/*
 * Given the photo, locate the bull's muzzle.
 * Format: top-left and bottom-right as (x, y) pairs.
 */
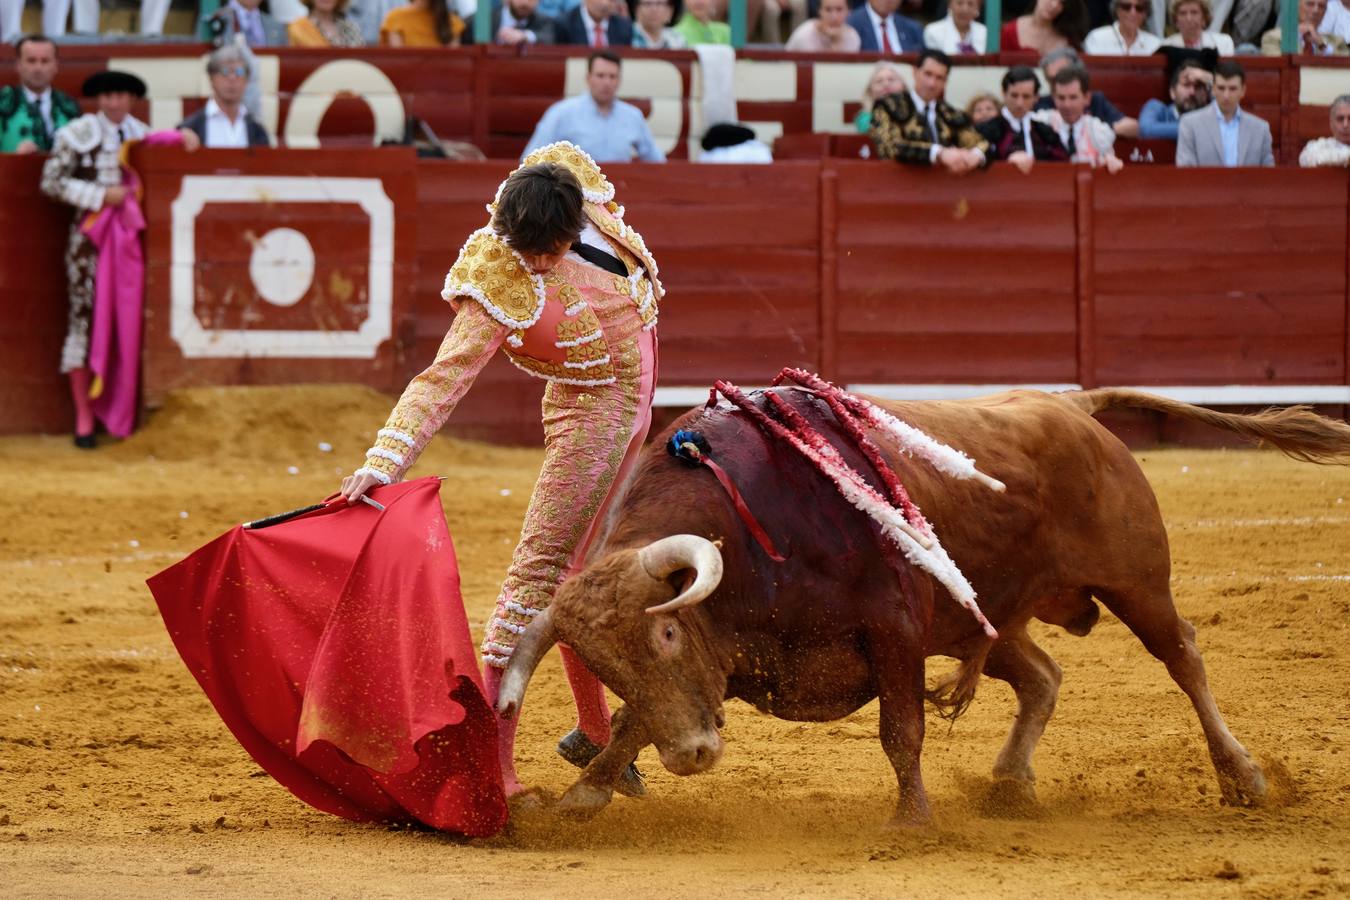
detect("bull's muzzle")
(657, 728), (725, 776)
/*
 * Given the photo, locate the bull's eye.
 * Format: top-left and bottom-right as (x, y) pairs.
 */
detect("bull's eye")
(664, 625), (676, 642)
(653, 619), (681, 655)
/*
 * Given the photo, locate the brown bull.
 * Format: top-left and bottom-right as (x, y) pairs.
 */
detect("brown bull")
(498, 388), (1350, 825)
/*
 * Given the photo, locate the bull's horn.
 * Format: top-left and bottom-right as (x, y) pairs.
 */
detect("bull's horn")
(640, 535), (724, 615)
(496, 607), (557, 721)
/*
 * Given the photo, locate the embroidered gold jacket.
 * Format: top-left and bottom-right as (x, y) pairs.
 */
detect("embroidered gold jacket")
(869, 92), (991, 167)
(442, 141), (662, 386)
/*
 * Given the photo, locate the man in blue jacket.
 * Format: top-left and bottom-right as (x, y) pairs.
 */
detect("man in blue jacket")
(1138, 58), (1213, 141)
(846, 0), (923, 52)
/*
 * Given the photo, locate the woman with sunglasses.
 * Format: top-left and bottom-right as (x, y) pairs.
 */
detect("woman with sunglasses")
(1084, 0), (1161, 53)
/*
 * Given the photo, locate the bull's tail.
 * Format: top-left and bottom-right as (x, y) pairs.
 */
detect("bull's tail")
(924, 643), (991, 721)
(1066, 388), (1350, 465)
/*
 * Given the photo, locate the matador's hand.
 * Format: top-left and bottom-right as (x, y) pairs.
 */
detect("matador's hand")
(340, 471), (385, 503)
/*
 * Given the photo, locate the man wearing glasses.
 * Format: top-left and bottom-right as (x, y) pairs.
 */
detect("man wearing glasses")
(1138, 58), (1213, 140)
(179, 46), (272, 148)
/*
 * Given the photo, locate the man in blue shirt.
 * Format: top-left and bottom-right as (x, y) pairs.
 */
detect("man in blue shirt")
(523, 51), (667, 163)
(1138, 59), (1214, 141)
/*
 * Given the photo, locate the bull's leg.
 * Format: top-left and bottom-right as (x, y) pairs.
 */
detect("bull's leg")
(978, 627), (1062, 815)
(1097, 587), (1266, 806)
(872, 640), (931, 827)
(556, 704), (648, 819)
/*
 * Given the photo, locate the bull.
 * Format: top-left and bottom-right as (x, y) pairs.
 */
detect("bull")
(497, 387), (1350, 825)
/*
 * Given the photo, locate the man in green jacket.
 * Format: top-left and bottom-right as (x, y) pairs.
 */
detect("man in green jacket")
(0, 35), (81, 154)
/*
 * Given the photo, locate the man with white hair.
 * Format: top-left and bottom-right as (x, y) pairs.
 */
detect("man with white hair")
(1300, 95), (1350, 167)
(178, 46), (271, 148)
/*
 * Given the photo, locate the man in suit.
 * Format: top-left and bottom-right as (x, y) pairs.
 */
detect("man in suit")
(178, 46), (271, 148)
(465, 0), (558, 44)
(557, 0), (635, 45)
(870, 48), (989, 174)
(977, 66), (1069, 173)
(1176, 60), (1274, 168)
(0, 35), (81, 154)
(846, 0), (923, 53)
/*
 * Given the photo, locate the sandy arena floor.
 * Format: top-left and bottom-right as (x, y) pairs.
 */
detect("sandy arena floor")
(1, 385), (1348, 899)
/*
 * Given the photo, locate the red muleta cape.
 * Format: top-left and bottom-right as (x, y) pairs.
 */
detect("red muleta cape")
(147, 477), (508, 836)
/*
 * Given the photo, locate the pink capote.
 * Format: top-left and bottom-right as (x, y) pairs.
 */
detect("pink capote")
(81, 130), (179, 438)
(146, 477), (509, 836)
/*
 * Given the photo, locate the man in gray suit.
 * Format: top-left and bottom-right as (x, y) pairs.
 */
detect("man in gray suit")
(1176, 61), (1274, 168)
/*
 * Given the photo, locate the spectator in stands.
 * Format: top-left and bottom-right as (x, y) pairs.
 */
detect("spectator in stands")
(39, 0), (98, 38)
(1161, 0), (1235, 53)
(1176, 60), (1273, 166)
(1299, 94), (1350, 166)
(966, 91), (1001, 123)
(350, 0), (402, 42)
(289, 0), (366, 44)
(978, 66), (1069, 171)
(1262, 0), (1346, 53)
(1319, 0), (1350, 43)
(846, 0), (924, 53)
(1084, 0), (1162, 53)
(630, 0), (686, 47)
(1, 35), (80, 155)
(1002, 0), (1089, 54)
(1032, 65), (1125, 169)
(179, 47), (272, 148)
(786, 0), (861, 50)
(1138, 57), (1213, 138)
(0, 1), (21, 42)
(869, 49), (990, 174)
(854, 60), (906, 132)
(1036, 47), (1139, 136)
(673, 0), (731, 43)
(465, 0), (558, 43)
(200, 0), (289, 45)
(560, 0), (636, 43)
(923, 0), (988, 53)
(523, 51), (666, 162)
(381, 0), (465, 44)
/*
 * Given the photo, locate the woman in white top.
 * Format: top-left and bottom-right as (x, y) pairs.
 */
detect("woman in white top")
(1161, 0), (1235, 54)
(922, 0), (987, 53)
(1084, 0), (1162, 53)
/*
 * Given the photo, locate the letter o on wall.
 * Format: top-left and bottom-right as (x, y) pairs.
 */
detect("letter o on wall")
(283, 60), (407, 150)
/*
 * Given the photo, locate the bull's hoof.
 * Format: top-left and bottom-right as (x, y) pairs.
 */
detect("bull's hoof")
(556, 729), (647, 798)
(555, 782), (613, 820)
(506, 787), (551, 818)
(979, 778), (1043, 819)
(1218, 763), (1267, 808)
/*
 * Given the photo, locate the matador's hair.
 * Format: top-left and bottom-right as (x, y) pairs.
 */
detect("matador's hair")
(491, 163), (586, 257)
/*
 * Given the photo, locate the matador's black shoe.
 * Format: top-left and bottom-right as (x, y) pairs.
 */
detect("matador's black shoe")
(556, 728), (646, 798)
(73, 432), (96, 449)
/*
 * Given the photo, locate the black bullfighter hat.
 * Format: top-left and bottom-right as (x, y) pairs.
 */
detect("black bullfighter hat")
(81, 70), (148, 99)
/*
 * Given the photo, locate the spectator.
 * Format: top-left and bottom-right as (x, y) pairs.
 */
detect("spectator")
(1176, 60), (1273, 166)
(1299, 94), (1350, 166)
(673, 0), (730, 43)
(1084, 0), (1162, 53)
(869, 48), (990, 174)
(630, 0), (685, 47)
(0, 0), (22, 42)
(1036, 47), (1139, 136)
(699, 122), (773, 162)
(350, 0), (403, 42)
(966, 90), (1001, 123)
(1032, 65), (1124, 170)
(0, 35), (80, 155)
(1262, 0), (1346, 53)
(923, 0), (987, 52)
(380, 0), (465, 45)
(846, 0), (924, 53)
(199, 0), (289, 45)
(854, 60), (906, 132)
(1320, 0), (1350, 43)
(1002, 0), (1089, 54)
(1160, 0), (1235, 54)
(785, 0), (861, 50)
(179, 47), (271, 148)
(978, 66), (1069, 171)
(466, 0), (558, 43)
(523, 51), (666, 162)
(1138, 57), (1213, 138)
(40, 0), (99, 37)
(289, 0), (366, 44)
(560, 0), (636, 44)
